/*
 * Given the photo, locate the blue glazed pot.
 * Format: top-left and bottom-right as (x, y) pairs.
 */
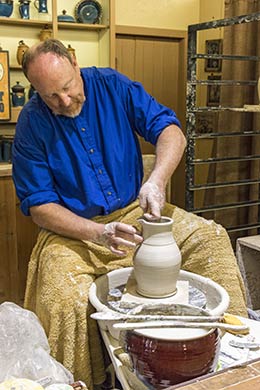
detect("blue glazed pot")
(0, 0), (13, 17)
(34, 0), (48, 13)
(18, 0), (31, 19)
(11, 81), (25, 107)
(58, 9), (75, 22)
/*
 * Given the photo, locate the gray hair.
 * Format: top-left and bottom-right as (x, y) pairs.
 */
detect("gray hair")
(22, 39), (73, 78)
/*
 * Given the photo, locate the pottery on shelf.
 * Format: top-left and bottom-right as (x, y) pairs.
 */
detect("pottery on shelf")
(58, 9), (75, 22)
(39, 24), (52, 41)
(18, 0), (31, 19)
(11, 81), (25, 107)
(0, 0), (13, 17)
(0, 91), (4, 113)
(16, 40), (29, 65)
(67, 44), (76, 59)
(34, 0), (48, 13)
(133, 217), (181, 298)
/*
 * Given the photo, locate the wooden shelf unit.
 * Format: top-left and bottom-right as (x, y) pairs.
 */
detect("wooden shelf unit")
(0, 0), (115, 304)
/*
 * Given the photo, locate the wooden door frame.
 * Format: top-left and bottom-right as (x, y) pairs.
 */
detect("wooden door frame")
(115, 25), (187, 131)
(115, 25), (187, 207)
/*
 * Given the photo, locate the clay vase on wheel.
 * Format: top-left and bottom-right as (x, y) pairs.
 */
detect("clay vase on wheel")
(133, 216), (181, 298)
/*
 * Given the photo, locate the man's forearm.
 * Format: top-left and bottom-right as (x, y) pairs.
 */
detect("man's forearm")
(149, 124), (186, 190)
(30, 202), (143, 255)
(30, 202), (104, 242)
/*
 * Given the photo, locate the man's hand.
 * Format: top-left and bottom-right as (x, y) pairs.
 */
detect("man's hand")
(97, 222), (143, 256)
(139, 181), (165, 220)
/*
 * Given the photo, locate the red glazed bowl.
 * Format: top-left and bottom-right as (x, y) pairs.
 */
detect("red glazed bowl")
(120, 327), (220, 389)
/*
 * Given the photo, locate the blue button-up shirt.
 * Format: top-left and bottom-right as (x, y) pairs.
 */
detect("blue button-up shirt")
(12, 67), (181, 218)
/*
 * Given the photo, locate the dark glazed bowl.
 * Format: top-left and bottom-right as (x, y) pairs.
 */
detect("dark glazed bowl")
(0, 0), (13, 17)
(120, 327), (220, 389)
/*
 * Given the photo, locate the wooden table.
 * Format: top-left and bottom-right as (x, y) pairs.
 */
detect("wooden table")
(166, 357), (260, 389)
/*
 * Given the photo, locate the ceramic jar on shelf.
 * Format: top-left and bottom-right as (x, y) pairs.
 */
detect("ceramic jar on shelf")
(16, 40), (29, 66)
(0, 0), (13, 17)
(57, 10), (75, 23)
(39, 24), (52, 41)
(11, 81), (25, 107)
(18, 0), (31, 19)
(34, 0), (48, 14)
(67, 44), (76, 60)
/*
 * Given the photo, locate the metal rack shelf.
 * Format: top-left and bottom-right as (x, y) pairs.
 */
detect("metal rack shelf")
(186, 11), (260, 240)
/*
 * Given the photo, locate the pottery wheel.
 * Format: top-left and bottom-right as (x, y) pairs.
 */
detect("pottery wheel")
(107, 271), (207, 314)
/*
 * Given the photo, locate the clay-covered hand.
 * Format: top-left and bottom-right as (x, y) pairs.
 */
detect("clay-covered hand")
(98, 222), (143, 256)
(138, 181), (165, 220)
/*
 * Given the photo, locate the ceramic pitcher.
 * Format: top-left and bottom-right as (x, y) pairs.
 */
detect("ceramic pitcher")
(18, 0), (31, 19)
(133, 216), (181, 298)
(34, 0), (48, 13)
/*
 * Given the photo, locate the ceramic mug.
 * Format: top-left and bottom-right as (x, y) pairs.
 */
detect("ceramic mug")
(34, 0), (48, 13)
(18, 0), (31, 19)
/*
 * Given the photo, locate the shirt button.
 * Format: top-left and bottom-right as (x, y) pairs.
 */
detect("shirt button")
(98, 169), (102, 174)
(81, 127), (86, 132)
(90, 148), (94, 153)
(107, 191), (112, 195)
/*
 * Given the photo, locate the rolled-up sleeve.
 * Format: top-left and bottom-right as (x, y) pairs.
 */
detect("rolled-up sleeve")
(12, 110), (60, 216)
(119, 78), (181, 145)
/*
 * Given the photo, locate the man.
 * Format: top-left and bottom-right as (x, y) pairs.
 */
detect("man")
(12, 39), (247, 389)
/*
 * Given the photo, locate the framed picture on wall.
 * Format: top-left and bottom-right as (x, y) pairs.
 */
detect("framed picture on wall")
(207, 75), (221, 106)
(196, 112), (217, 134)
(0, 50), (11, 121)
(205, 39), (222, 72)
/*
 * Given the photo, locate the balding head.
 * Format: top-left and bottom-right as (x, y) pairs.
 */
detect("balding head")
(22, 39), (73, 79)
(22, 39), (85, 117)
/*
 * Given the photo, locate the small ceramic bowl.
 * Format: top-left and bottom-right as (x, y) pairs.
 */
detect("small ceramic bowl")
(0, 0), (13, 17)
(120, 327), (220, 389)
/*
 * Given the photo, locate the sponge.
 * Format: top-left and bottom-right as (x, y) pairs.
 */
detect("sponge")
(223, 313), (250, 335)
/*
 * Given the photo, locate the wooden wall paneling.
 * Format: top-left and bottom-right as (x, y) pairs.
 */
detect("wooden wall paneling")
(116, 27), (187, 206)
(0, 173), (38, 305)
(116, 35), (136, 80)
(16, 204), (39, 304)
(0, 177), (19, 303)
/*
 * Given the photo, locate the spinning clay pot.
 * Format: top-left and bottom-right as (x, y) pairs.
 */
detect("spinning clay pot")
(133, 216), (181, 298)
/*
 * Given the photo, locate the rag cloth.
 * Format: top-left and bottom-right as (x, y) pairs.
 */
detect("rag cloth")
(24, 201), (247, 390)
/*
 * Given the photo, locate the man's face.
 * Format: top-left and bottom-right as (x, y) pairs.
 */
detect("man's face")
(27, 53), (85, 117)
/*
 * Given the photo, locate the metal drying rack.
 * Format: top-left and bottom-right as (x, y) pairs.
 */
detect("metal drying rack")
(186, 12), (260, 244)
